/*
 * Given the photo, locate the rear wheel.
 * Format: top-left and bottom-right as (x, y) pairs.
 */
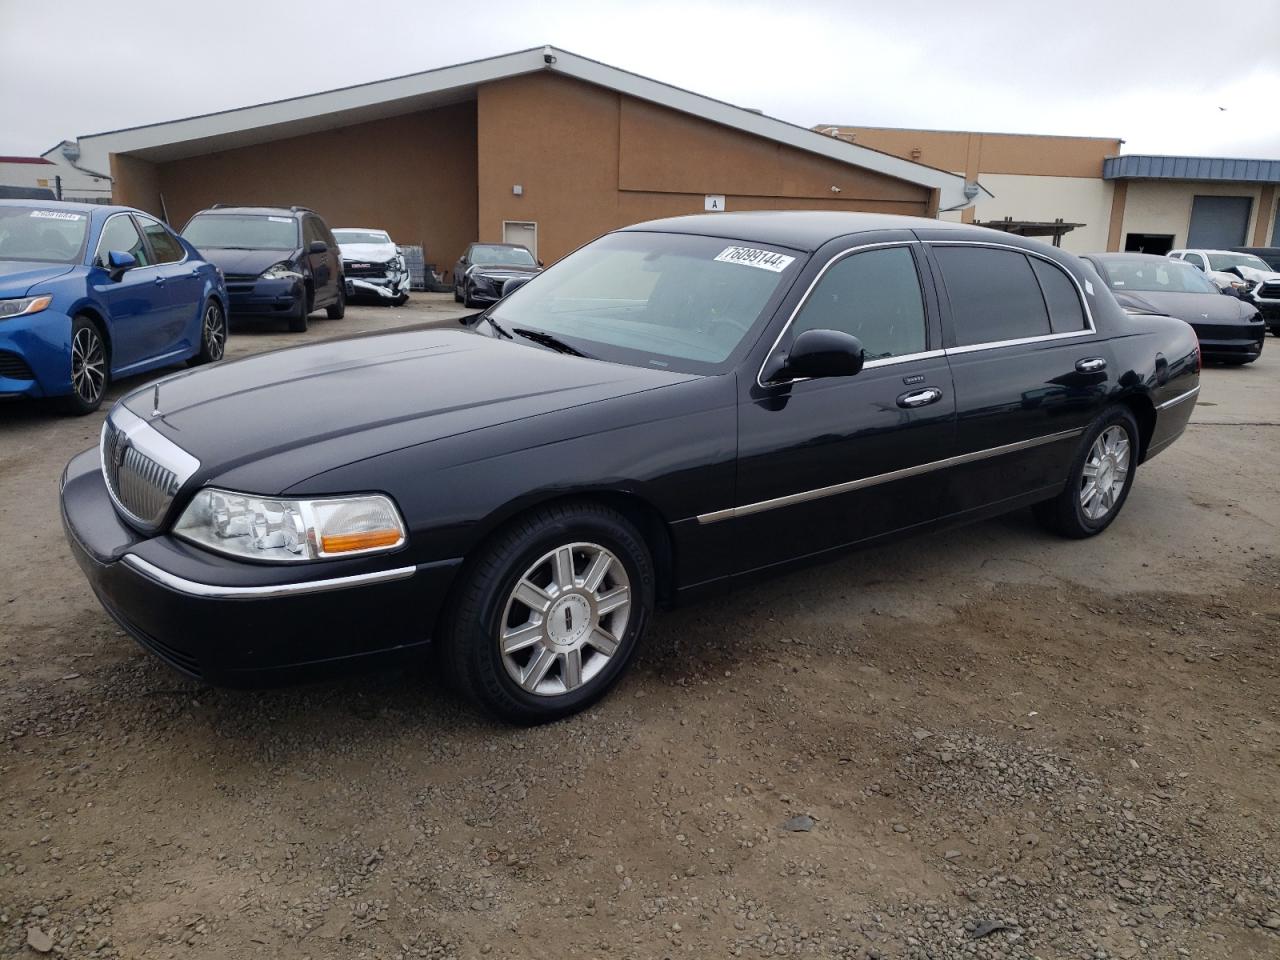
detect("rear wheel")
(1033, 405), (1139, 538)
(440, 502), (654, 724)
(189, 299), (226, 366)
(325, 285), (345, 319)
(60, 316), (108, 415)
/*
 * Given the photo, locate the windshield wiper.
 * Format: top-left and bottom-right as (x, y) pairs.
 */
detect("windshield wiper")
(512, 327), (593, 359)
(483, 314), (513, 339)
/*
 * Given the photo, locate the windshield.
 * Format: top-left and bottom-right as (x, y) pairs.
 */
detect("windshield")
(1207, 252), (1271, 272)
(489, 231), (803, 373)
(0, 205), (89, 264)
(334, 230), (391, 245)
(1099, 258), (1217, 294)
(470, 244), (536, 267)
(182, 214), (299, 250)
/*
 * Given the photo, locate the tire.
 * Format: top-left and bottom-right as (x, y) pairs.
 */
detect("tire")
(287, 291), (310, 333)
(1033, 405), (1140, 539)
(394, 293), (409, 307)
(463, 282), (477, 308)
(453, 280), (462, 303)
(189, 299), (227, 366)
(60, 316), (108, 415)
(440, 502), (655, 724)
(325, 285), (345, 319)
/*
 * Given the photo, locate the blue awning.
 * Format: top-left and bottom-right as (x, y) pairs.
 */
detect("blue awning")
(1103, 154), (1280, 183)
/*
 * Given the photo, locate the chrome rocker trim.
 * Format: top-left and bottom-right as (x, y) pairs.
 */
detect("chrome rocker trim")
(1156, 385), (1200, 411)
(121, 554), (418, 600)
(696, 427), (1086, 524)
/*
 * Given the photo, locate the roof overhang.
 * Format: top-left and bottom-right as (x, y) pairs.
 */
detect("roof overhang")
(77, 46), (974, 210)
(1104, 154), (1280, 184)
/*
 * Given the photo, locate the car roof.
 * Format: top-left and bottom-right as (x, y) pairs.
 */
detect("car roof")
(334, 227), (388, 233)
(1088, 252), (1192, 263)
(0, 198), (133, 216)
(194, 206), (306, 217)
(1179, 248), (1257, 255)
(618, 210), (981, 252)
(470, 241), (526, 247)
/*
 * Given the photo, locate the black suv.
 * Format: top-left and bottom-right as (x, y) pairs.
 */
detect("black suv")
(181, 205), (345, 332)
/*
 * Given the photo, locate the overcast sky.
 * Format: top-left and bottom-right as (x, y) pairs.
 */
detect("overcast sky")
(3, 0), (1278, 161)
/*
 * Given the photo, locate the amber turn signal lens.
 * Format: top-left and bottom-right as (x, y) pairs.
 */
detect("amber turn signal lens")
(320, 529), (403, 553)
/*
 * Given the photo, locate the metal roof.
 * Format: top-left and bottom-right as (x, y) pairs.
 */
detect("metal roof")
(1103, 154), (1280, 183)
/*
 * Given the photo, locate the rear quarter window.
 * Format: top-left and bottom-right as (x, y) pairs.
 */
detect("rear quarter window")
(1030, 258), (1087, 333)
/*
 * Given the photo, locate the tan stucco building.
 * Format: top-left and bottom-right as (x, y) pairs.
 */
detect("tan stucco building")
(77, 48), (973, 277)
(818, 124), (1280, 255)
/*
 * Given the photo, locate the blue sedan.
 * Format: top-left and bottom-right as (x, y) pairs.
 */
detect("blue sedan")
(0, 200), (228, 414)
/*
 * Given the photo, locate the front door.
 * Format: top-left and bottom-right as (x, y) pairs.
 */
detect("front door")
(90, 213), (160, 371)
(730, 241), (957, 573)
(924, 241), (1112, 517)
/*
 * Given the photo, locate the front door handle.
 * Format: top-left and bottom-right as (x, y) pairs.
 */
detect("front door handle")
(897, 387), (943, 408)
(153, 276), (165, 285)
(1076, 357), (1106, 373)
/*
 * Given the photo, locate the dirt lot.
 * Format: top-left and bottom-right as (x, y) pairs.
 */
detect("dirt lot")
(2, 300), (1278, 959)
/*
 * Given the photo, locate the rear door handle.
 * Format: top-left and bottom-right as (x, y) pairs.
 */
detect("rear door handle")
(1076, 357), (1106, 373)
(897, 387), (943, 408)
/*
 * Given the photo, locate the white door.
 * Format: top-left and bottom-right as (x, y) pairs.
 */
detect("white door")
(503, 221), (538, 259)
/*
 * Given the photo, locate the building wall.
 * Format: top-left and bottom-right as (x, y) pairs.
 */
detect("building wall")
(971, 173), (1115, 253)
(0, 150), (112, 203)
(478, 73), (933, 264)
(1117, 180), (1273, 250)
(116, 103), (479, 277)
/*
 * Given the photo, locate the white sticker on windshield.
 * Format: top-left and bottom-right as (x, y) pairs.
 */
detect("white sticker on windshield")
(714, 246), (795, 272)
(30, 210), (84, 221)
(268, 216), (292, 223)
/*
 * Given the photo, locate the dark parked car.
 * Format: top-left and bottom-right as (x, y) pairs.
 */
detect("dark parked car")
(61, 212), (1199, 723)
(0, 200), (227, 414)
(181, 205), (345, 332)
(453, 242), (542, 307)
(1083, 252), (1264, 364)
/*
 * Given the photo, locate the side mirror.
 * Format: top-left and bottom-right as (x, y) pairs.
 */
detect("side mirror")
(308, 240), (328, 254)
(105, 249), (137, 281)
(765, 329), (865, 383)
(537, 259), (544, 267)
(502, 276), (533, 297)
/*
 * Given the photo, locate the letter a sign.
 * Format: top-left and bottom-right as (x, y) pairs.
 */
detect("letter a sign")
(704, 195), (726, 212)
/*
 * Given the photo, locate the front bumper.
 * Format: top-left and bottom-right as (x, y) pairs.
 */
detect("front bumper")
(60, 448), (461, 686)
(0, 306), (73, 398)
(223, 276), (303, 316)
(1189, 320), (1266, 361)
(346, 276), (409, 300)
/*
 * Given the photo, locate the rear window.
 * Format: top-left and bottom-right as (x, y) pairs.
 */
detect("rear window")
(182, 214), (299, 250)
(933, 246), (1051, 346)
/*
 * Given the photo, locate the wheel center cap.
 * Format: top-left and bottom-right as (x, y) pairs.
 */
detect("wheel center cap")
(547, 593), (592, 647)
(1098, 457), (1116, 489)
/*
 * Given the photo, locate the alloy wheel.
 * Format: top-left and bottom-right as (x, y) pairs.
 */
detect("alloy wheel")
(498, 541), (631, 697)
(1080, 425), (1130, 521)
(203, 303), (226, 361)
(71, 326), (105, 405)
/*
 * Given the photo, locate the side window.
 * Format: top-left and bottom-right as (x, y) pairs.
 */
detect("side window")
(1029, 258), (1087, 333)
(302, 218), (323, 246)
(136, 216), (184, 264)
(96, 215), (150, 268)
(933, 246), (1050, 346)
(790, 246), (927, 360)
(1187, 253), (1206, 270)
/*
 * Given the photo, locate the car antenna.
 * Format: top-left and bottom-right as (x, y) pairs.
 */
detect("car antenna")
(152, 383), (161, 419)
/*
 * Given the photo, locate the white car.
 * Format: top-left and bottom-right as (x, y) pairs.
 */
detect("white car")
(333, 228), (411, 305)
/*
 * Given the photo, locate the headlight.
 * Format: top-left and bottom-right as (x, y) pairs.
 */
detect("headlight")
(260, 262), (302, 280)
(174, 489), (406, 563)
(0, 295), (52, 320)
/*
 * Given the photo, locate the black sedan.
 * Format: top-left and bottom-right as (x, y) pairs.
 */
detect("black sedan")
(61, 212), (1200, 723)
(1082, 253), (1265, 365)
(452, 242), (542, 307)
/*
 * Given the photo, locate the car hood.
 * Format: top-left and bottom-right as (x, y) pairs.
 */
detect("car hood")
(0, 260), (75, 295)
(470, 263), (541, 277)
(122, 327), (696, 493)
(1235, 264), (1280, 283)
(1114, 290), (1250, 324)
(195, 247), (297, 276)
(339, 242), (397, 263)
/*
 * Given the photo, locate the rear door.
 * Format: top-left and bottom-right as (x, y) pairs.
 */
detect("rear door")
(136, 215), (200, 358)
(90, 213), (159, 371)
(730, 236), (957, 573)
(924, 240), (1110, 517)
(302, 216), (336, 304)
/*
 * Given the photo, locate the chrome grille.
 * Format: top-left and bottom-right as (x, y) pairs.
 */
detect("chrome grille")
(100, 405), (200, 532)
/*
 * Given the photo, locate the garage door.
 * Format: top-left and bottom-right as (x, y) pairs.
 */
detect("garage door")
(1187, 195), (1252, 248)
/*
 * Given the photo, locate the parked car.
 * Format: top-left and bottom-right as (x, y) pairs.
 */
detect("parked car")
(1169, 248), (1280, 331)
(181, 206), (344, 332)
(0, 200), (227, 414)
(61, 212), (1199, 722)
(333, 228), (410, 306)
(1083, 253), (1264, 364)
(452, 242), (542, 307)
(1232, 246), (1280, 271)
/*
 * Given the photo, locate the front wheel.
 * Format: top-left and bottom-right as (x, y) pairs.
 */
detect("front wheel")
(1033, 405), (1139, 539)
(462, 282), (478, 308)
(60, 316), (108, 415)
(440, 503), (655, 724)
(189, 299), (227, 366)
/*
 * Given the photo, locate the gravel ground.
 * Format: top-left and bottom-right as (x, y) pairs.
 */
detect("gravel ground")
(1, 303), (1278, 959)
